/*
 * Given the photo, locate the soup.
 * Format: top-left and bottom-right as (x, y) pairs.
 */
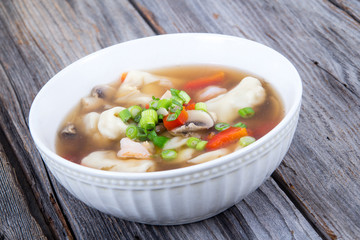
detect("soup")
(56, 65), (284, 172)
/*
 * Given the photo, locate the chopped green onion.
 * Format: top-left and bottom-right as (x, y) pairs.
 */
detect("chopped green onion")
(133, 114), (141, 123)
(195, 140), (208, 150)
(178, 90), (191, 104)
(118, 109), (131, 122)
(147, 130), (157, 141)
(239, 136), (256, 147)
(166, 111), (180, 121)
(139, 118), (155, 130)
(170, 88), (180, 97)
(126, 125), (138, 139)
(157, 99), (172, 109)
(157, 107), (168, 117)
(171, 96), (184, 106)
(195, 102), (207, 112)
(136, 127), (148, 141)
(161, 149), (177, 160)
(142, 109), (158, 123)
(149, 100), (158, 109)
(153, 136), (170, 148)
(169, 103), (182, 113)
(187, 137), (200, 148)
(215, 123), (230, 131)
(233, 122), (247, 128)
(128, 105), (143, 118)
(238, 107), (255, 118)
(139, 109), (158, 130)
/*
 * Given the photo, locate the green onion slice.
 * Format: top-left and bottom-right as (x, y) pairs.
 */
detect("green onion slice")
(195, 140), (208, 150)
(238, 107), (255, 118)
(147, 130), (157, 141)
(136, 127), (148, 141)
(171, 96), (184, 106)
(169, 103), (182, 113)
(215, 123), (230, 131)
(128, 105), (143, 118)
(239, 136), (256, 147)
(126, 125), (138, 139)
(157, 99), (172, 109)
(149, 100), (158, 109)
(195, 102), (207, 112)
(142, 109), (158, 123)
(170, 88), (180, 97)
(139, 109), (158, 130)
(187, 137), (200, 148)
(233, 122), (247, 128)
(161, 149), (177, 160)
(139, 118), (155, 130)
(118, 109), (132, 122)
(153, 136), (170, 148)
(178, 90), (191, 104)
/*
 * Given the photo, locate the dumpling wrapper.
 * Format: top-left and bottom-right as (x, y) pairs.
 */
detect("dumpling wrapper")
(82, 112), (100, 134)
(116, 71), (173, 105)
(81, 151), (154, 173)
(98, 107), (128, 140)
(205, 77), (266, 123)
(163, 136), (189, 150)
(187, 148), (230, 164)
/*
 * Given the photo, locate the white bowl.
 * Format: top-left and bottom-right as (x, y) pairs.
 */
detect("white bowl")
(29, 33), (302, 225)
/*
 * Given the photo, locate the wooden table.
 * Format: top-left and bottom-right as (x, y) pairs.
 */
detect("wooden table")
(1, 0), (359, 239)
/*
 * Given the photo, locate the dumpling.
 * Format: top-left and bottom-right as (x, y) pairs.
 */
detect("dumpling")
(116, 71), (173, 106)
(81, 151), (154, 172)
(82, 112), (100, 134)
(187, 148), (230, 164)
(205, 77), (266, 123)
(98, 107), (128, 140)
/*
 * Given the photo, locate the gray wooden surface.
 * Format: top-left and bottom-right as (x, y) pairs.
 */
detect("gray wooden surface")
(0, 0), (359, 239)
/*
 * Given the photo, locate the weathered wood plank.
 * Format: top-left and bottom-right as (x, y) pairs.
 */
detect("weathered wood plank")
(0, 0), (153, 239)
(0, 135), (47, 239)
(0, 50), (73, 239)
(0, 0), (319, 237)
(131, 0), (360, 239)
(51, 177), (321, 239)
(0, 0), (354, 239)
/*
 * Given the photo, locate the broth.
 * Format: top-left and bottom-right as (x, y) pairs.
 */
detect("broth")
(56, 65), (284, 172)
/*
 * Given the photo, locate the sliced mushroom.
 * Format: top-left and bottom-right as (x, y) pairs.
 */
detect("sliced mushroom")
(81, 151), (154, 172)
(60, 123), (77, 139)
(91, 85), (116, 99)
(170, 110), (217, 134)
(206, 77), (266, 123)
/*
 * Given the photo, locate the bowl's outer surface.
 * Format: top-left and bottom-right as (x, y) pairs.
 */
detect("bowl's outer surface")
(29, 33), (302, 224)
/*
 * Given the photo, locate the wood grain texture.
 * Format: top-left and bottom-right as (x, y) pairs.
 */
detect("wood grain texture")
(0, 0), (153, 239)
(131, 0), (360, 239)
(0, 138), (47, 239)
